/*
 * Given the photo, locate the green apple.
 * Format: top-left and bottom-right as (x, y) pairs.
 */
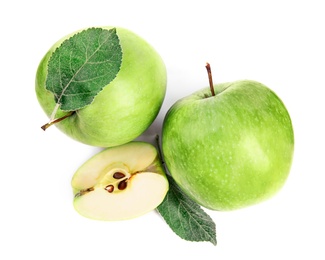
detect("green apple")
(162, 75), (294, 211)
(36, 27), (166, 147)
(71, 141), (169, 221)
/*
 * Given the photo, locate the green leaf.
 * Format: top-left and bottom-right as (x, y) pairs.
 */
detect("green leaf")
(46, 27), (122, 111)
(157, 174), (217, 245)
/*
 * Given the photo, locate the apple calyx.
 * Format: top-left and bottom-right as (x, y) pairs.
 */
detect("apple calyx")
(205, 62), (216, 97)
(75, 187), (94, 198)
(41, 111), (75, 131)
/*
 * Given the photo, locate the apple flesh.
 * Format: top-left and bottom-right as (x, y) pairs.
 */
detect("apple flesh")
(36, 27), (167, 147)
(162, 80), (294, 211)
(72, 141), (169, 221)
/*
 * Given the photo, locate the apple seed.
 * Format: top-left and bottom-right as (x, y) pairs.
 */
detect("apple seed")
(118, 180), (128, 190)
(105, 185), (114, 193)
(113, 172), (126, 179)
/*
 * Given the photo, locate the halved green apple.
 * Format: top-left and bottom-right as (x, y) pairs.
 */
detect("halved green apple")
(71, 141), (169, 221)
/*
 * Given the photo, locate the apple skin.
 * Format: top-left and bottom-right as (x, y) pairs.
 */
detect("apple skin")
(36, 27), (167, 147)
(162, 80), (294, 211)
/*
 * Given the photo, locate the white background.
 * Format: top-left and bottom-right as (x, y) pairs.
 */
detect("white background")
(1, 0), (324, 259)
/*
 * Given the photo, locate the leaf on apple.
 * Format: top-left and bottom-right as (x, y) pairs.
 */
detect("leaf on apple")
(157, 174), (217, 245)
(46, 27), (122, 112)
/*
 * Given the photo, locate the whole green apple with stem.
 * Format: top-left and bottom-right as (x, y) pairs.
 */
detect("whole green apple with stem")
(36, 27), (166, 147)
(162, 64), (294, 211)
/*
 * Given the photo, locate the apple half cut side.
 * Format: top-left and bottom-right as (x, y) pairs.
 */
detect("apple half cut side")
(71, 141), (169, 221)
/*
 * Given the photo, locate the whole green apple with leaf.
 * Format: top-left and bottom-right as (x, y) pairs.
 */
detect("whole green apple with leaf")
(36, 27), (166, 147)
(162, 64), (294, 211)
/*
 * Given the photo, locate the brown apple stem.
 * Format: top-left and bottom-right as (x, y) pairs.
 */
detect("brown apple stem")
(205, 63), (215, 96)
(41, 111), (75, 131)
